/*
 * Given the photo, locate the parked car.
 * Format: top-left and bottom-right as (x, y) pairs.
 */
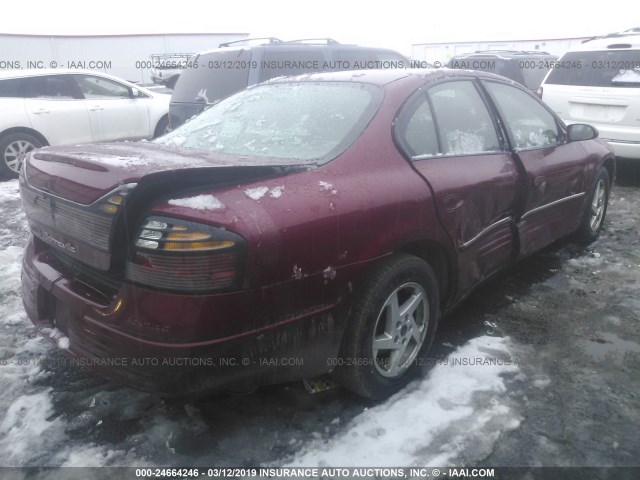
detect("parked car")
(447, 50), (558, 92)
(540, 30), (640, 160)
(169, 37), (409, 128)
(150, 53), (193, 89)
(0, 69), (171, 178)
(20, 69), (614, 399)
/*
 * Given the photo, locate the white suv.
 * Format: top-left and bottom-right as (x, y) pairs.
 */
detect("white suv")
(540, 30), (640, 159)
(0, 69), (171, 177)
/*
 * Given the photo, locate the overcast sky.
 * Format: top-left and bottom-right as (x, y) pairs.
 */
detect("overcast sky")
(2, 0), (635, 54)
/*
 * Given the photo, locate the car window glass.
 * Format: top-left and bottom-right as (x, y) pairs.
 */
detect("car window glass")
(428, 81), (501, 155)
(485, 81), (561, 149)
(397, 94), (439, 158)
(544, 50), (640, 87)
(23, 75), (80, 99)
(259, 50), (325, 82)
(0, 78), (23, 97)
(171, 49), (252, 105)
(74, 75), (130, 99)
(157, 82), (382, 164)
(332, 50), (406, 68)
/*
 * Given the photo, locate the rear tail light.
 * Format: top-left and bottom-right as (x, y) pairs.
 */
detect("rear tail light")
(537, 86), (543, 98)
(125, 216), (245, 293)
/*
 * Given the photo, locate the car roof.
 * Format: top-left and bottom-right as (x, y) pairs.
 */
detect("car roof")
(195, 42), (406, 58)
(450, 50), (556, 60)
(0, 69), (129, 81)
(570, 32), (640, 51)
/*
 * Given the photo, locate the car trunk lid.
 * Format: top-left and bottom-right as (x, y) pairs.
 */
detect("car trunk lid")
(21, 142), (311, 271)
(24, 142), (311, 204)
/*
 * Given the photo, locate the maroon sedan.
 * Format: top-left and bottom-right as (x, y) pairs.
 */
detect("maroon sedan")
(20, 69), (614, 399)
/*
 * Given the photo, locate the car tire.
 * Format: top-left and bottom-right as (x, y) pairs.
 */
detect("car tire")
(574, 167), (610, 243)
(0, 132), (43, 178)
(333, 254), (440, 399)
(153, 116), (171, 139)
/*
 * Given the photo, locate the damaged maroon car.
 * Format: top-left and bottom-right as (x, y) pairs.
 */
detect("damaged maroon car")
(20, 69), (615, 398)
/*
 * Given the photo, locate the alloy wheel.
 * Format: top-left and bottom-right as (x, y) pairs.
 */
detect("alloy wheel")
(590, 178), (606, 232)
(372, 282), (429, 378)
(4, 140), (36, 173)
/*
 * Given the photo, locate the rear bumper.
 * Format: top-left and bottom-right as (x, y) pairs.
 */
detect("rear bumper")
(21, 238), (347, 396)
(600, 139), (640, 160)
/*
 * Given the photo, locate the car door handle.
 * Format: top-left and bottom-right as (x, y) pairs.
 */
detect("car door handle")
(32, 108), (50, 114)
(89, 105), (104, 111)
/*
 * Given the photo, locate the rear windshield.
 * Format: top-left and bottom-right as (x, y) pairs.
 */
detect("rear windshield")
(545, 50), (640, 87)
(447, 57), (555, 89)
(170, 49), (252, 104)
(157, 82), (383, 164)
(448, 59), (523, 84)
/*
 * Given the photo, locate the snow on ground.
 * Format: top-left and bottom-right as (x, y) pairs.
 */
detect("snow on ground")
(286, 336), (521, 467)
(0, 180), (142, 467)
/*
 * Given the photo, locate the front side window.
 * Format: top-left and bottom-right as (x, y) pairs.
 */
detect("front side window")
(156, 81), (383, 164)
(484, 81), (561, 150)
(428, 81), (501, 155)
(74, 75), (131, 99)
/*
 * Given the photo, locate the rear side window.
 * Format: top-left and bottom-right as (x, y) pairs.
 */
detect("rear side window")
(545, 50), (640, 87)
(0, 78), (23, 97)
(485, 81), (561, 149)
(520, 66), (552, 90)
(259, 50), (325, 82)
(171, 49), (252, 104)
(428, 81), (501, 155)
(332, 50), (407, 68)
(395, 94), (439, 158)
(449, 59), (522, 83)
(23, 75), (81, 99)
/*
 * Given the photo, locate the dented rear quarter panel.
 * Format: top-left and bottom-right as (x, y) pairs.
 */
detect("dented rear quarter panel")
(151, 77), (453, 293)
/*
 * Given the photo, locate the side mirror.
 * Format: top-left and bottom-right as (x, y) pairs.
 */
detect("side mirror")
(567, 123), (598, 142)
(130, 87), (145, 99)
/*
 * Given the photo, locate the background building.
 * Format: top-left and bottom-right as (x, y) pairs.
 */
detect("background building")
(0, 32), (249, 83)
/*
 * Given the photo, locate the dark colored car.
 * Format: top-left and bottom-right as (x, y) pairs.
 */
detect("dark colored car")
(20, 69), (614, 399)
(169, 37), (409, 128)
(446, 50), (559, 92)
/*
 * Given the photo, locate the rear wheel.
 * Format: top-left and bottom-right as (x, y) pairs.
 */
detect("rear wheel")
(333, 254), (440, 399)
(0, 132), (43, 178)
(574, 167), (610, 243)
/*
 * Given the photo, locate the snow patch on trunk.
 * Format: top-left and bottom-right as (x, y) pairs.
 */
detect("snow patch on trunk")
(168, 194), (224, 211)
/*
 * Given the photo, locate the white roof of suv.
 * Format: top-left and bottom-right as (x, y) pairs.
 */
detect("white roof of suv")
(574, 31), (640, 51)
